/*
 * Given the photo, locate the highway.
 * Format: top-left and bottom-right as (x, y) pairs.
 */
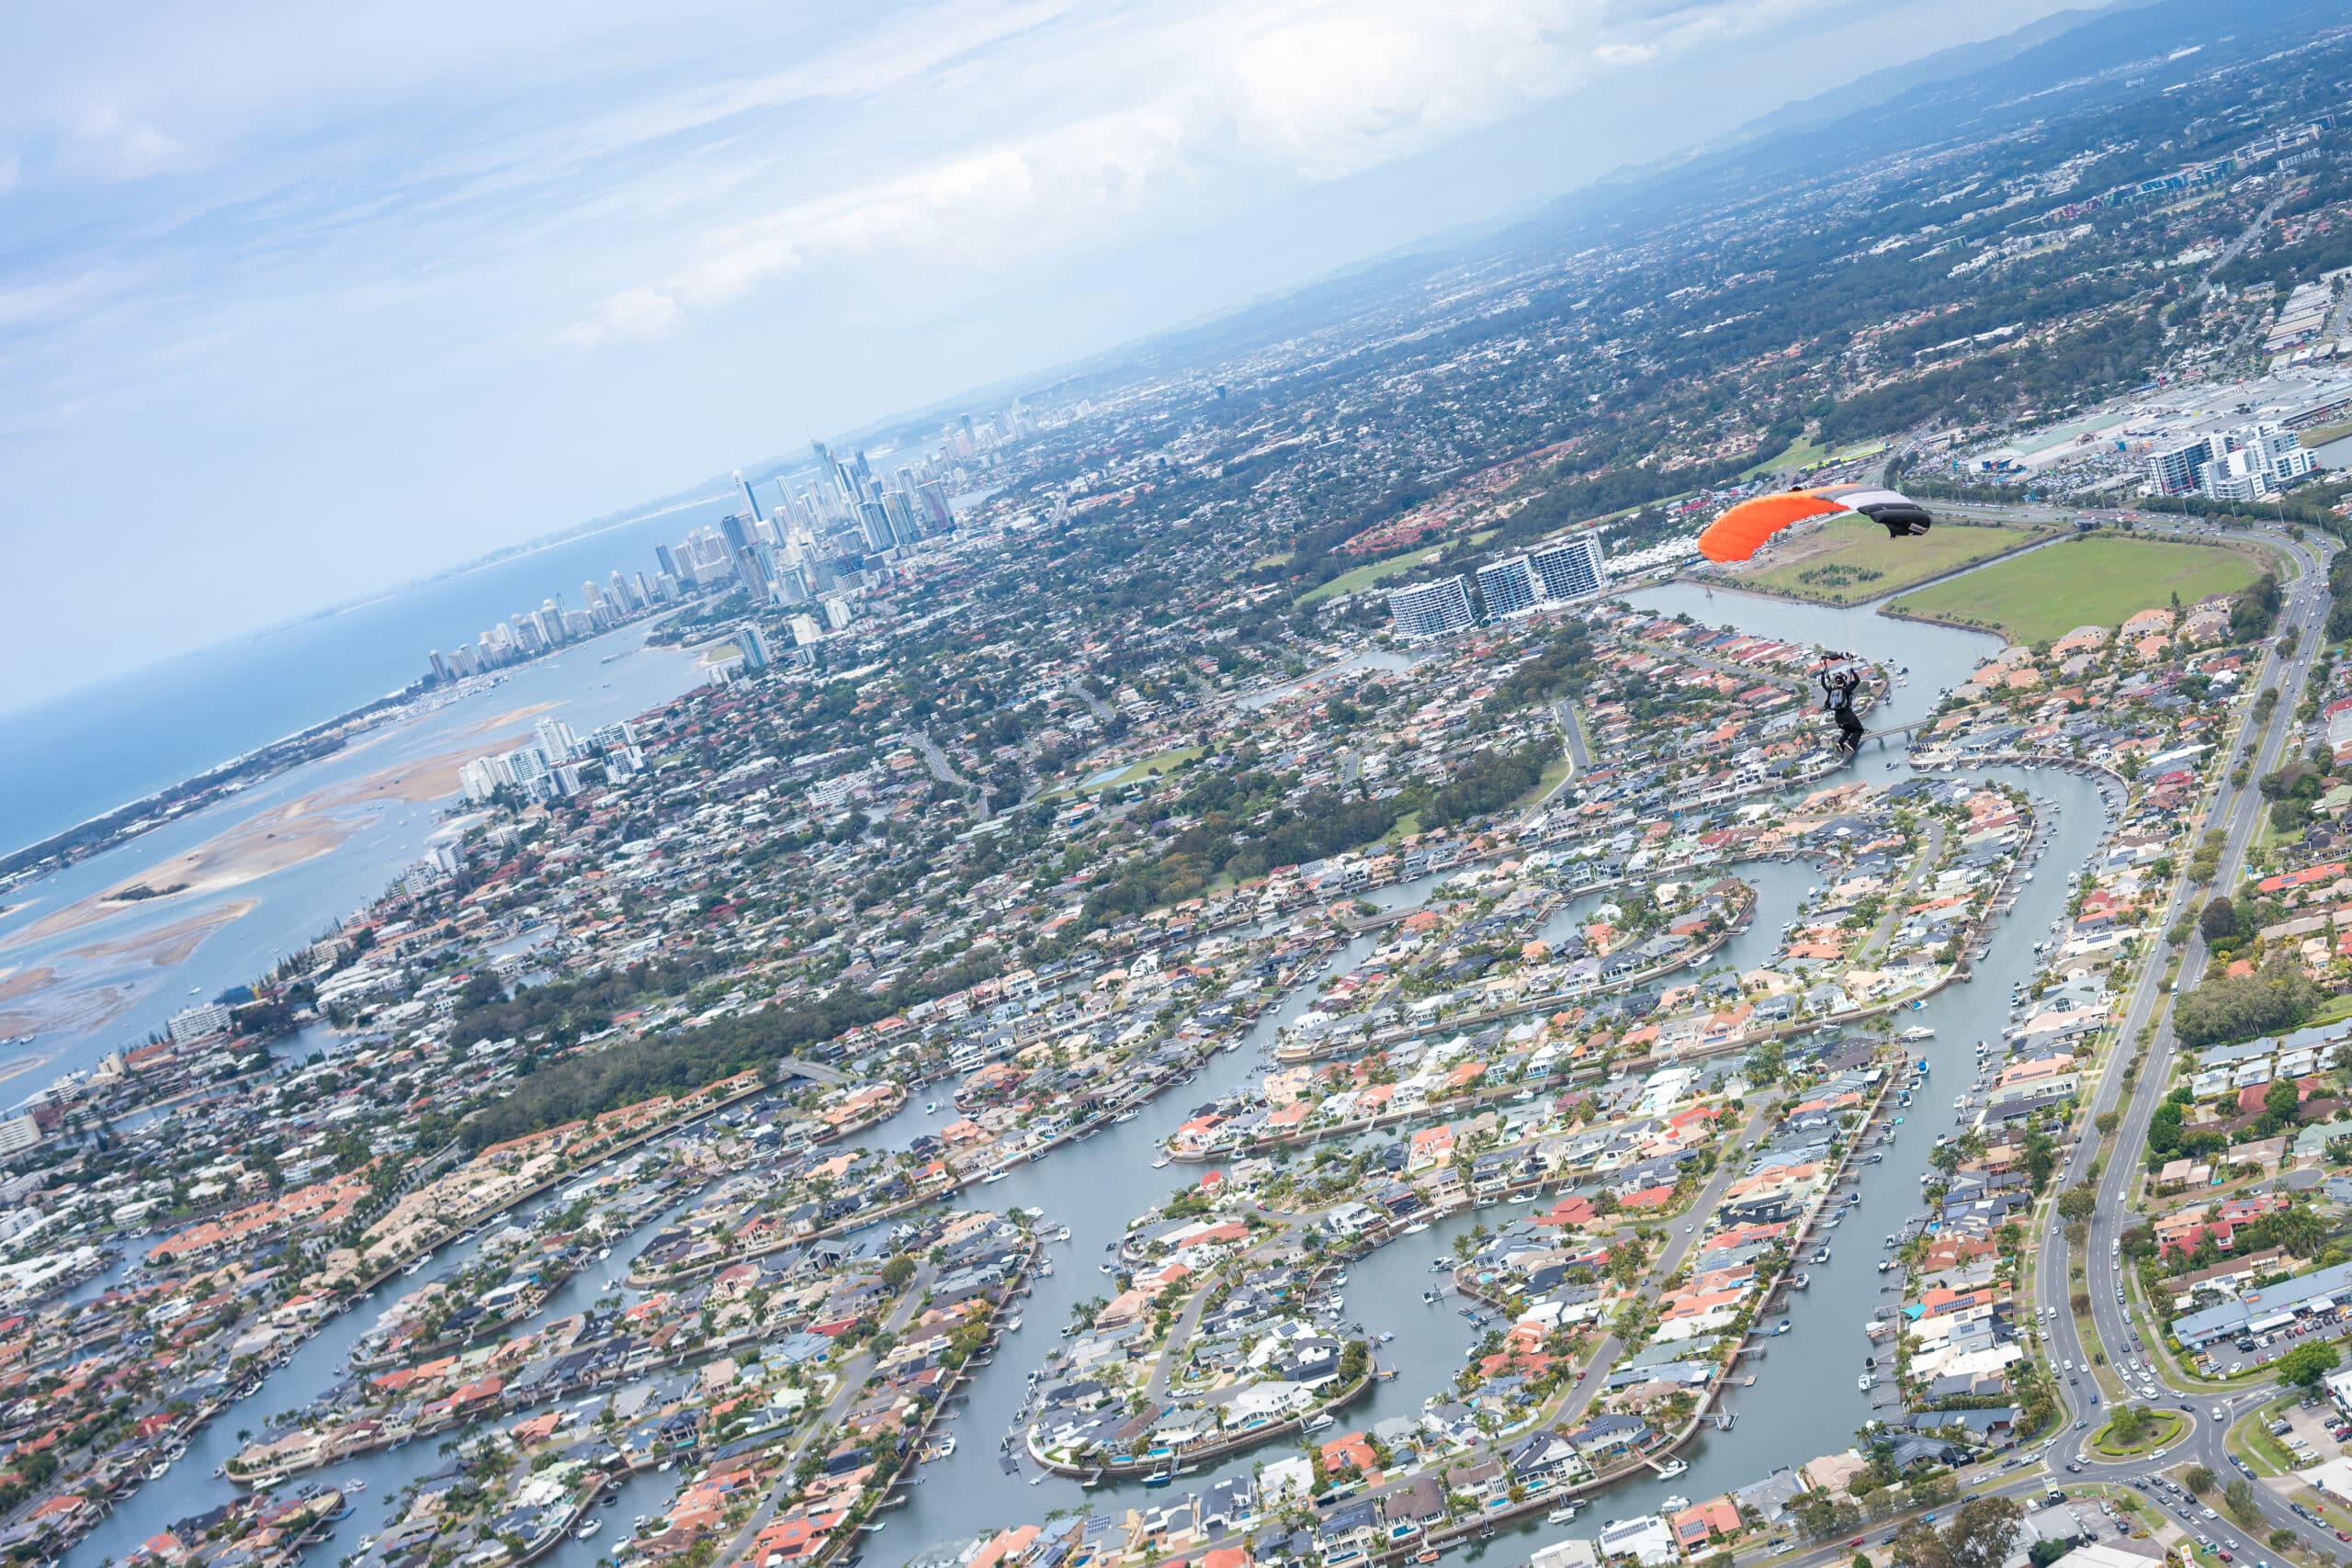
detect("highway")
(2027, 522), (2339, 1562)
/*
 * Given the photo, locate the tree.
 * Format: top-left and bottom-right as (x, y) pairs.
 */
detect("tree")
(2276, 1341), (2342, 1391)
(2200, 897), (2239, 942)
(1890, 1497), (2023, 1568)
(2184, 1466), (2217, 1495)
(2224, 1478), (2259, 1524)
(1800, 1494), (1864, 1541)
(2174, 953), (2321, 1048)
(2108, 1404), (2151, 1445)
(2057, 1187), (2098, 1224)
(880, 1256), (917, 1290)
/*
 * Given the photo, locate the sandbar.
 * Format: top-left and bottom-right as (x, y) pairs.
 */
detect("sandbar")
(458, 701), (561, 738)
(0, 728), (525, 953)
(0, 980), (137, 1040)
(0, 1054), (54, 1087)
(64, 899), (259, 967)
(0, 966), (60, 1008)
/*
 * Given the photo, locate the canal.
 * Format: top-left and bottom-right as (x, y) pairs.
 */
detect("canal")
(71, 581), (2129, 1568)
(65, 869), (1457, 1568)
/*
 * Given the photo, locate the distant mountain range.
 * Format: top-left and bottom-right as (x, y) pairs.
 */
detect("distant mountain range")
(1718, 4), (2144, 148)
(1540, 0), (2341, 233)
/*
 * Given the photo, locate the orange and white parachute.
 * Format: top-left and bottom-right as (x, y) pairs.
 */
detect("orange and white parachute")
(1697, 485), (1933, 564)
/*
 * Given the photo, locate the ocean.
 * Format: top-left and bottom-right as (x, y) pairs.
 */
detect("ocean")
(0, 490), (737, 858)
(0, 491), (744, 1088)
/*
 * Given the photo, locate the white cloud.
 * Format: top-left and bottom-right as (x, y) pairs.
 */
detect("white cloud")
(554, 0), (1901, 347)
(561, 286), (687, 348)
(0, 273), (108, 333)
(561, 0), (1631, 345)
(0, 0), (2106, 708)
(63, 103), (191, 180)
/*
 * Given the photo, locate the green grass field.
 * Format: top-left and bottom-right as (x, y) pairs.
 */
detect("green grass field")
(1297, 549), (1435, 606)
(1743, 434), (1829, 478)
(1742, 518), (2051, 605)
(1088, 745), (1204, 793)
(1891, 535), (2262, 645)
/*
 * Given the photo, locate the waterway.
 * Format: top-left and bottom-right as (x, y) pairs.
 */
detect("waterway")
(1495, 582), (2110, 1534)
(62, 871), (1451, 1568)
(66, 580), (2139, 1568)
(0, 619), (710, 1087)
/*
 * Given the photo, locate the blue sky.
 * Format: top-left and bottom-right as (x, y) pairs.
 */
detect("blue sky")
(1, 0), (2096, 708)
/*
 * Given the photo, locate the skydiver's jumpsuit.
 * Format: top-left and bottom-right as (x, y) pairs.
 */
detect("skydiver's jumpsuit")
(1822, 671), (1864, 756)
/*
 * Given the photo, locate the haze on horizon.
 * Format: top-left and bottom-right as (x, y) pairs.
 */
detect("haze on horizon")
(1, 0), (2101, 714)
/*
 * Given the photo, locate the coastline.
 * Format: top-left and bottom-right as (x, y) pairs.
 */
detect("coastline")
(0, 728), (536, 956)
(0, 614), (676, 890)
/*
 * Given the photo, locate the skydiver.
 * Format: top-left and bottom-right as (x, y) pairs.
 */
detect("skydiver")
(1821, 667), (1865, 762)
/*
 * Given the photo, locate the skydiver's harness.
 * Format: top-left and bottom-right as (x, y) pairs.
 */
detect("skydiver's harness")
(1820, 666), (1865, 749)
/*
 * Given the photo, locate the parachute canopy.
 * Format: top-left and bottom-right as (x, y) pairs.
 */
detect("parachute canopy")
(1697, 486), (1933, 564)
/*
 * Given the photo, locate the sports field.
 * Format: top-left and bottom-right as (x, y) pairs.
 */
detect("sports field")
(1297, 550), (1430, 605)
(1889, 535), (2261, 644)
(1296, 530), (1503, 606)
(1740, 517), (2051, 605)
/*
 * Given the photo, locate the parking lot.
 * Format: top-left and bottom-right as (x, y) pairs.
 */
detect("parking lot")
(2190, 1312), (2346, 1381)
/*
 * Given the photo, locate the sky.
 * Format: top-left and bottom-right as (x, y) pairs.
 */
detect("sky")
(1, 0), (2106, 711)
